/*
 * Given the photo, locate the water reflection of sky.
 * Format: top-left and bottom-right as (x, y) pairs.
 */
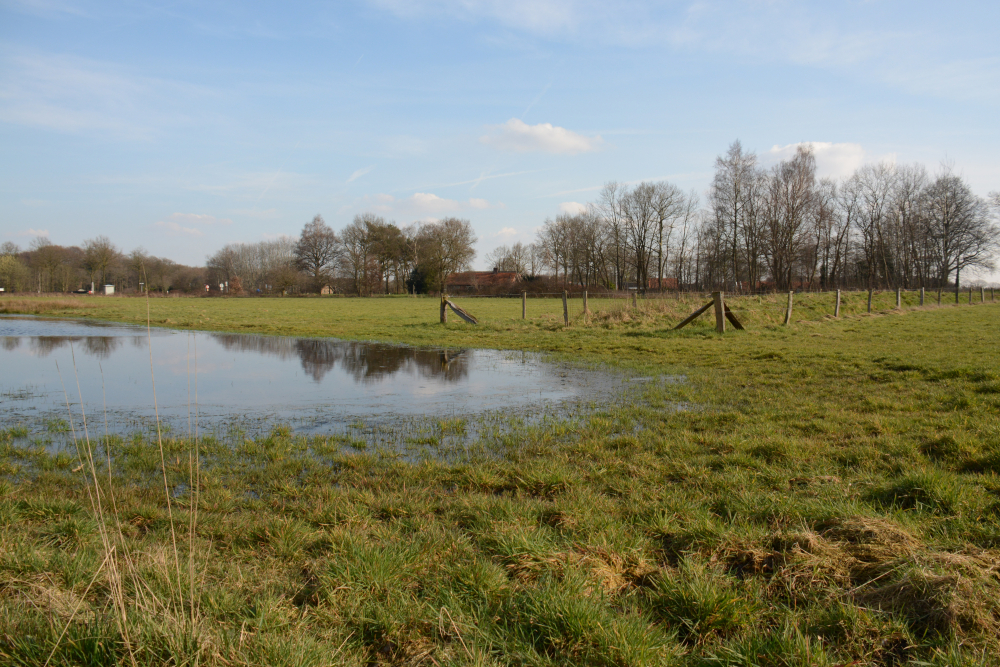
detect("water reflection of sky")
(0, 316), (623, 435)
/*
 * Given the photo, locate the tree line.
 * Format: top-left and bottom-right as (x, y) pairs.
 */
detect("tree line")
(485, 142), (999, 293)
(4, 141), (997, 297)
(206, 216), (477, 295)
(0, 237), (204, 294)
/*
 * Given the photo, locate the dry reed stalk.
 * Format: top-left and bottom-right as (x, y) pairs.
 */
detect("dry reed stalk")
(144, 269), (185, 619)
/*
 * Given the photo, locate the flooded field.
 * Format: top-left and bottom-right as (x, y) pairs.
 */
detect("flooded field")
(0, 315), (637, 449)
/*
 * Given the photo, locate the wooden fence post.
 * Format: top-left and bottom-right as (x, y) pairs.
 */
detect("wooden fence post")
(632, 292), (637, 308)
(521, 291), (526, 320)
(583, 290), (589, 315)
(969, 287), (973, 305)
(981, 287), (985, 303)
(834, 289), (841, 317)
(713, 291), (726, 333)
(440, 295), (447, 324)
(896, 288), (901, 309)
(562, 291), (569, 324)
(867, 289), (872, 314)
(937, 289), (942, 306)
(784, 291), (794, 325)
(920, 287), (925, 306)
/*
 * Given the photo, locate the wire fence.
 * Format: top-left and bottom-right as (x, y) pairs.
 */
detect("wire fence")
(440, 287), (998, 330)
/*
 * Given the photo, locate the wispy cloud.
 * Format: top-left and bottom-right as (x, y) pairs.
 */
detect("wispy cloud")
(764, 142), (866, 180)
(0, 50), (215, 139)
(154, 221), (203, 237)
(153, 212), (233, 236)
(347, 164), (376, 183)
(17, 228), (50, 237)
(480, 118), (602, 155)
(558, 201), (586, 215)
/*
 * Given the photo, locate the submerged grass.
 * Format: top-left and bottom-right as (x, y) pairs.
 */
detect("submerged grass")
(1, 295), (1000, 665)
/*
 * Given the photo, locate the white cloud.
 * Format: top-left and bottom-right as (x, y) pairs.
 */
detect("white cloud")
(494, 227), (518, 238)
(153, 212), (232, 237)
(480, 118), (602, 155)
(154, 221), (203, 237)
(469, 198), (492, 209)
(765, 142), (866, 180)
(347, 165), (375, 183)
(558, 201), (587, 215)
(18, 228), (50, 237)
(409, 192), (460, 212)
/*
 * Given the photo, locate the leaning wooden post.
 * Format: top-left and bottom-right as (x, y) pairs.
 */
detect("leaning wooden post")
(834, 289), (841, 317)
(521, 291), (526, 319)
(896, 288), (901, 309)
(562, 290), (569, 324)
(920, 287), (925, 306)
(583, 290), (589, 315)
(712, 291), (726, 333)
(867, 289), (873, 313)
(783, 291), (794, 325)
(440, 295), (447, 324)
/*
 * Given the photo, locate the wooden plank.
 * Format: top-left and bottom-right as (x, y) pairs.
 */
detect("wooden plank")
(835, 289), (841, 317)
(784, 291), (794, 325)
(724, 304), (745, 330)
(673, 300), (714, 330)
(446, 300), (478, 324)
(713, 291), (725, 333)
(562, 291), (568, 324)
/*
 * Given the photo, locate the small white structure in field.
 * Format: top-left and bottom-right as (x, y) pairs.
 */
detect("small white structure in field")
(103, 284), (115, 295)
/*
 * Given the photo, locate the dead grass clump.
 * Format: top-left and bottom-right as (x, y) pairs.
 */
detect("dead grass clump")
(722, 516), (1000, 644)
(855, 565), (999, 638)
(0, 297), (96, 314)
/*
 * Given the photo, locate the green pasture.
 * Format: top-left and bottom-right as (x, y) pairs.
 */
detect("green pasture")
(1, 293), (999, 666)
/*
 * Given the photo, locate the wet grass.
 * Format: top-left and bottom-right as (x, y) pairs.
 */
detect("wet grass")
(1, 295), (1000, 665)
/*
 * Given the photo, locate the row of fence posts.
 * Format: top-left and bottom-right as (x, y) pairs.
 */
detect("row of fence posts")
(782, 286), (995, 325)
(443, 286), (996, 327)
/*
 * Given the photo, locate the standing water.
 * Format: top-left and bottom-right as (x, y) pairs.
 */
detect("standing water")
(1, 315), (627, 444)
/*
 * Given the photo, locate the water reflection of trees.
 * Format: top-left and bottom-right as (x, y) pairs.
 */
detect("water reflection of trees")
(26, 336), (122, 359)
(211, 334), (470, 384)
(2, 337), (20, 351)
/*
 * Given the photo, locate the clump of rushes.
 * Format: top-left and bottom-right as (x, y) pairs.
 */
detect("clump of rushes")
(2, 296), (1000, 665)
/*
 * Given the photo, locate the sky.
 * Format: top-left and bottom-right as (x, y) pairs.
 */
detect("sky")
(2, 0), (999, 278)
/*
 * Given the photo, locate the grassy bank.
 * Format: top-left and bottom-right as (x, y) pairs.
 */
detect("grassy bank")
(1, 295), (999, 665)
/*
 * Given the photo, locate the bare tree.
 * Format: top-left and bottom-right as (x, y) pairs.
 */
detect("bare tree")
(294, 215), (340, 291)
(925, 171), (1000, 289)
(340, 214), (380, 295)
(422, 217), (477, 292)
(763, 146), (817, 290)
(82, 235), (120, 288)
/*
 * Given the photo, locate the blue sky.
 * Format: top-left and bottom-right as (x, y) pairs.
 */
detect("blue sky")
(2, 0), (999, 274)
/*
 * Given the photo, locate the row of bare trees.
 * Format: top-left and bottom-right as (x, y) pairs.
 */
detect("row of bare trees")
(0, 238), (204, 294)
(519, 142), (999, 292)
(206, 215), (477, 295)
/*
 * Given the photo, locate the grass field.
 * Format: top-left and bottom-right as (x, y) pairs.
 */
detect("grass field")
(1, 293), (999, 666)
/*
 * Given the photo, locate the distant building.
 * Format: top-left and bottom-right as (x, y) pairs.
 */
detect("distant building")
(445, 268), (521, 292)
(320, 285), (334, 295)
